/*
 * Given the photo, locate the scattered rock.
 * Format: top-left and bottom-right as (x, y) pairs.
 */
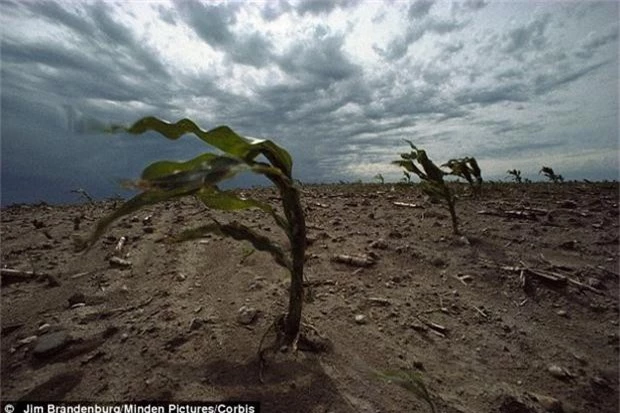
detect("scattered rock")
(369, 238), (388, 249)
(548, 364), (573, 380)
(497, 395), (536, 413)
(33, 330), (71, 358)
(410, 322), (428, 332)
(189, 318), (203, 331)
(430, 256), (447, 267)
(591, 375), (610, 388)
(237, 306), (258, 325)
(17, 335), (38, 346)
(164, 334), (188, 351)
(559, 200), (578, 209)
(68, 292), (86, 307)
(354, 314), (367, 325)
(331, 254), (375, 267)
(559, 240), (578, 250)
(527, 392), (563, 412)
(457, 236), (471, 246)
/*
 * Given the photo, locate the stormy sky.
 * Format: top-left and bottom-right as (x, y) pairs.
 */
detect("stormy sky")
(1, 0), (618, 205)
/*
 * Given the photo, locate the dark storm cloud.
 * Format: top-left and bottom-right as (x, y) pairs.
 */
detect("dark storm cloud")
(408, 0), (435, 18)
(156, 4), (177, 25)
(502, 13), (550, 54)
(456, 83), (529, 106)
(25, 1), (91, 35)
(575, 25), (618, 59)
(375, 16), (469, 60)
(228, 32), (275, 68)
(261, 0), (292, 21)
(1, 1), (618, 204)
(462, 0), (488, 11)
(295, 0), (356, 16)
(534, 60), (612, 95)
(177, 0), (238, 47)
(177, 0), (274, 68)
(276, 30), (361, 82)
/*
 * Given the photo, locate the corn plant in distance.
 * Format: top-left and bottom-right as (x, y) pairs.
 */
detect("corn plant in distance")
(78, 116), (307, 349)
(540, 166), (564, 183)
(392, 141), (460, 235)
(507, 169), (523, 183)
(442, 157), (483, 194)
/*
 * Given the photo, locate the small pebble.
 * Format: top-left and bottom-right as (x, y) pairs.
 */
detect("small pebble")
(354, 314), (367, 325)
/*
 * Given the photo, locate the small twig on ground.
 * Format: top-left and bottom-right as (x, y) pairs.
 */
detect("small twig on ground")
(473, 306), (488, 318)
(0, 268), (38, 284)
(502, 263), (605, 295)
(393, 201), (423, 209)
(331, 254), (376, 267)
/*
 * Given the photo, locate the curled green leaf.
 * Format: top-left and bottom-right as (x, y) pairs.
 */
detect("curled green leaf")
(77, 184), (201, 251)
(126, 117), (293, 177)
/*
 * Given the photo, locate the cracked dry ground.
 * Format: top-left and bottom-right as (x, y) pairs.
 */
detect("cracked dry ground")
(1, 182), (619, 413)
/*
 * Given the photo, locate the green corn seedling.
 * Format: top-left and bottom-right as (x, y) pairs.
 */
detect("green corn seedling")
(78, 116), (307, 350)
(442, 157), (483, 194)
(540, 166), (564, 183)
(507, 169), (522, 183)
(392, 141), (460, 234)
(374, 173), (385, 184)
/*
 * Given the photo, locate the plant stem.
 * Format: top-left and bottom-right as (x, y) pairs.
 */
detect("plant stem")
(268, 173), (306, 345)
(443, 185), (459, 235)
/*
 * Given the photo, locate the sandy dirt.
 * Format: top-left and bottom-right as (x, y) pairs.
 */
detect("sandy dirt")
(1, 182), (619, 412)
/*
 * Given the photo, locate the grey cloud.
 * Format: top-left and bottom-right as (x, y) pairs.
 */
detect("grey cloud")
(178, 1), (274, 68)
(463, 0), (488, 11)
(376, 17), (469, 60)
(228, 32), (274, 68)
(408, 0), (435, 18)
(502, 13), (551, 54)
(575, 25), (618, 59)
(295, 0), (355, 16)
(2, 40), (101, 74)
(156, 4), (177, 25)
(456, 83), (529, 106)
(261, 0), (292, 21)
(177, 0), (238, 47)
(25, 1), (91, 35)
(477, 140), (561, 158)
(85, 3), (170, 78)
(90, 2), (134, 46)
(475, 119), (544, 136)
(277, 32), (361, 83)
(494, 68), (524, 81)
(534, 60), (611, 95)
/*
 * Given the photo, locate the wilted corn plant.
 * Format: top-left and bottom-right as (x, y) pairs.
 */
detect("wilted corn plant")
(392, 140), (460, 234)
(507, 169), (523, 183)
(78, 117), (308, 354)
(442, 157), (483, 195)
(540, 166), (564, 183)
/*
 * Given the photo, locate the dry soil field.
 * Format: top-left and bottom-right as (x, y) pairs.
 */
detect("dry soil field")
(1, 182), (618, 412)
